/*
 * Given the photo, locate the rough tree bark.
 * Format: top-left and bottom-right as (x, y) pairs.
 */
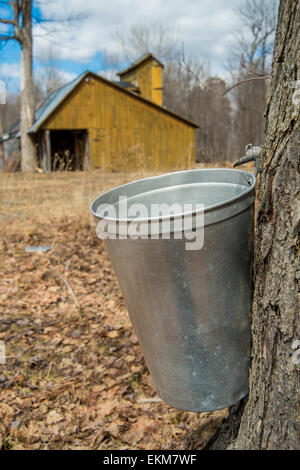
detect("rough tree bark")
(206, 0), (299, 450)
(19, 0), (36, 172)
(0, 0), (37, 172)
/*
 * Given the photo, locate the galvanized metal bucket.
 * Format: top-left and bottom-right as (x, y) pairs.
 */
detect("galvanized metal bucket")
(90, 169), (256, 411)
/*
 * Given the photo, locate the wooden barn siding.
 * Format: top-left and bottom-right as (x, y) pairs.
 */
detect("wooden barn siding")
(41, 77), (195, 171)
(120, 58), (163, 105)
(131, 59), (156, 103)
(151, 63), (163, 106)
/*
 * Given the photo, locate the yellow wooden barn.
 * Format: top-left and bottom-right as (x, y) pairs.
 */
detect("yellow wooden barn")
(27, 53), (198, 172)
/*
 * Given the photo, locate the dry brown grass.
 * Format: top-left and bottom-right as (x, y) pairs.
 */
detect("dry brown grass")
(0, 169), (160, 235)
(0, 161), (242, 234)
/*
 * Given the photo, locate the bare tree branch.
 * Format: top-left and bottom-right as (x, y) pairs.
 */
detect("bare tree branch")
(180, 43), (271, 97)
(218, 76), (271, 96)
(0, 33), (16, 40)
(3, 0), (22, 42)
(0, 1), (90, 44)
(240, 56), (270, 76)
(0, 17), (15, 24)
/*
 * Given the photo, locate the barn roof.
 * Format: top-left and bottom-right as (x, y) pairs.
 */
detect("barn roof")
(113, 80), (140, 91)
(117, 52), (164, 77)
(25, 69), (198, 134)
(27, 71), (88, 134)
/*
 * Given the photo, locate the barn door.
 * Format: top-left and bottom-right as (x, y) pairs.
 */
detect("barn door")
(83, 130), (90, 171)
(74, 130), (89, 170)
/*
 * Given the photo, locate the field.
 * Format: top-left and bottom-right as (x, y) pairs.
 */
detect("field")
(0, 163), (244, 450)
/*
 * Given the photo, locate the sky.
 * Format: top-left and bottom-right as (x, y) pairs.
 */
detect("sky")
(0, 0), (272, 93)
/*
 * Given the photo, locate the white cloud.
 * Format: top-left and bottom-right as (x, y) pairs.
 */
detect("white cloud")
(0, 62), (20, 79)
(32, 0), (241, 69)
(34, 64), (76, 84)
(31, 0), (277, 77)
(98, 69), (119, 81)
(58, 69), (77, 83)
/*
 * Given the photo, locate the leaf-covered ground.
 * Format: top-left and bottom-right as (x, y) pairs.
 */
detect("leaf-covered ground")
(0, 168), (243, 450)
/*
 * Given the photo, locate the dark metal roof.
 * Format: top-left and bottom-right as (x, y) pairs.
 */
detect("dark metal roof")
(112, 81), (140, 92)
(27, 71), (88, 134)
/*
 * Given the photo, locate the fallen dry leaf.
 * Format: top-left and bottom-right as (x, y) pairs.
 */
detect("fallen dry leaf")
(46, 410), (64, 425)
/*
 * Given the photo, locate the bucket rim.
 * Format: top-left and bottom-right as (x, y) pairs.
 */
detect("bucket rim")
(90, 168), (256, 224)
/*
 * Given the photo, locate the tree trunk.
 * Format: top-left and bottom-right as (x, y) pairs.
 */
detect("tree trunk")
(0, 110), (3, 136)
(20, 0), (37, 172)
(206, 0), (299, 450)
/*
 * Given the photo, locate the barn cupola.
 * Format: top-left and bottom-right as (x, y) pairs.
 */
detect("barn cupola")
(117, 53), (163, 106)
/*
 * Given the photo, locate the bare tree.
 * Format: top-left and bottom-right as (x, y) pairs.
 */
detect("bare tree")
(0, 2), (88, 172)
(113, 22), (181, 64)
(205, 0), (299, 449)
(0, 0), (37, 172)
(231, 0), (279, 151)
(164, 67), (233, 162)
(192, 78), (232, 162)
(34, 46), (67, 101)
(163, 55), (206, 112)
(0, 91), (20, 135)
(234, 0), (279, 73)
